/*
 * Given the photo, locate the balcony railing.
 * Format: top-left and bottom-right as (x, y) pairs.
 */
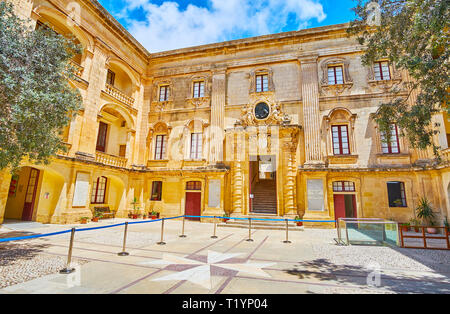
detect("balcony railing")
(104, 84), (135, 107)
(69, 61), (84, 78)
(96, 151), (128, 168)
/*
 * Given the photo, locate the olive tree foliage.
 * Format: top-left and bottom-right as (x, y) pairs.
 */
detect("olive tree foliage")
(348, 0), (449, 155)
(0, 2), (82, 171)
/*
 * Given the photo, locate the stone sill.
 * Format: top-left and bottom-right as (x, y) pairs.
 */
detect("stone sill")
(376, 153), (411, 164)
(183, 160), (208, 167)
(147, 160), (169, 168)
(327, 155), (359, 164)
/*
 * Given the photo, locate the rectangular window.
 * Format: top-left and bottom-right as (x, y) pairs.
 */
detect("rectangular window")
(159, 85), (169, 102)
(374, 61), (391, 81)
(193, 81), (205, 98)
(151, 181), (163, 201)
(106, 70), (115, 86)
(381, 124), (400, 154)
(333, 181), (355, 192)
(328, 66), (344, 85)
(96, 122), (108, 152)
(331, 125), (350, 155)
(91, 176), (107, 204)
(256, 74), (269, 92)
(190, 133), (202, 160)
(154, 135), (167, 160)
(387, 182), (407, 207)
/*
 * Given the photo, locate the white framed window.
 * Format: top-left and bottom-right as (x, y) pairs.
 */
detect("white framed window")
(331, 125), (350, 155)
(159, 85), (169, 102)
(154, 135), (167, 160)
(327, 66), (344, 85)
(256, 74), (269, 92)
(193, 81), (205, 98)
(374, 61), (391, 81)
(381, 124), (400, 154)
(190, 133), (202, 160)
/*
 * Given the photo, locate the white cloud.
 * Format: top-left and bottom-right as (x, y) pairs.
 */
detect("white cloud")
(121, 0), (326, 52)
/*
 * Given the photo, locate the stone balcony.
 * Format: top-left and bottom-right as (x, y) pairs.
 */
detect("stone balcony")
(95, 151), (128, 168)
(442, 148), (450, 162)
(69, 61), (84, 78)
(104, 84), (135, 107)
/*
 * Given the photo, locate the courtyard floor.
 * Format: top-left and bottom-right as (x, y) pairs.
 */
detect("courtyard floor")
(0, 218), (449, 294)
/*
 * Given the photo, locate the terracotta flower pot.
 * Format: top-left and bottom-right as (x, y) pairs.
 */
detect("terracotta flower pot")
(80, 219), (87, 224)
(223, 218), (230, 222)
(426, 227), (438, 234)
(296, 222), (303, 227)
(132, 215), (138, 219)
(92, 217), (99, 222)
(151, 215), (157, 220)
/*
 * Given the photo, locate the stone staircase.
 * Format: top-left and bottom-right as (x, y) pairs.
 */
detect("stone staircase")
(251, 179), (277, 214)
(218, 214), (304, 231)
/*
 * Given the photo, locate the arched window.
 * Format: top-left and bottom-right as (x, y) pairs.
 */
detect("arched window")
(186, 181), (201, 191)
(91, 176), (107, 204)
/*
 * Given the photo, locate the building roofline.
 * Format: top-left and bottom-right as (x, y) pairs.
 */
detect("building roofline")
(150, 22), (351, 59)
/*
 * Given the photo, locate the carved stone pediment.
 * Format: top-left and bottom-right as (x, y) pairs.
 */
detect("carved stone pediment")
(236, 97), (291, 127)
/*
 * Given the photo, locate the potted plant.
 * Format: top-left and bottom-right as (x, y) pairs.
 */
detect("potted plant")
(400, 222), (410, 233)
(142, 213), (148, 220)
(294, 216), (303, 227)
(130, 197), (141, 219)
(223, 212), (230, 222)
(416, 197), (438, 234)
(409, 218), (420, 233)
(150, 211), (158, 219)
(444, 217), (449, 232)
(80, 217), (89, 224)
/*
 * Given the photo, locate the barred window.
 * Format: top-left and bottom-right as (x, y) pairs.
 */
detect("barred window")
(387, 182), (407, 207)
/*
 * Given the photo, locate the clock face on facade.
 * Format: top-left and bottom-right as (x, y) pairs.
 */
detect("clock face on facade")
(254, 102), (270, 120)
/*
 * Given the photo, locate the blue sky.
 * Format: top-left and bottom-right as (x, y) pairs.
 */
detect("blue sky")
(97, 0), (357, 52)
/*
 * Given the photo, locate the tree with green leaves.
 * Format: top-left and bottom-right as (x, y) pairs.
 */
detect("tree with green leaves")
(0, 1), (82, 171)
(348, 0), (449, 155)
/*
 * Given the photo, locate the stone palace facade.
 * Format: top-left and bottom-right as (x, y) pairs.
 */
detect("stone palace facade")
(1, 0), (450, 227)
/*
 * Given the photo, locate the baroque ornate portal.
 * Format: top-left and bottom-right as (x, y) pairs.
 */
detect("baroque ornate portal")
(236, 98), (291, 127)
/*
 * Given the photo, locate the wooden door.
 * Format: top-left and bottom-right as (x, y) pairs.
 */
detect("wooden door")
(333, 194), (346, 226)
(96, 122), (108, 152)
(22, 168), (40, 221)
(185, 192), (201, 221)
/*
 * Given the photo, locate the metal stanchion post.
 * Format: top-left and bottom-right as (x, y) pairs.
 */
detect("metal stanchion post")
(179, 216), (187, 238)
(60, 228), (76, 274)
(246, 218), (254, 242)
(157, 218), (166, 245)
(283, 219), (292, 244)
(118, 222), (130, 256)
(211, 216), (218, 239)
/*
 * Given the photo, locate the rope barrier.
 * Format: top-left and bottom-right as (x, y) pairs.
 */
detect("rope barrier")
(0, 214), (337, 243)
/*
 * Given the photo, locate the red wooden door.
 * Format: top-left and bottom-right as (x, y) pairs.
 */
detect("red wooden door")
(333, 194), (346, 226)
(185, 192), (201, 221)
(351, 195), (357, 218)
(22, 168), (40, 221)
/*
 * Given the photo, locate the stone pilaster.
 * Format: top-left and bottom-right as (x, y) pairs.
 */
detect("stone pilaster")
(282, 129), (299, 216)
(133, 79), (151, 167)
(209, 69), (226, 164)
(76, 41), (108, 159)
(299, 54), (324, 166)
(231, 161), (244, 214)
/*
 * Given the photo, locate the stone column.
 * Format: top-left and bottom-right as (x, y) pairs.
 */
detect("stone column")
(282, 129), (299, 216)
(76, 41), (109, 159)
(299, 54), (324, 167)
(231, 161), (244, 215)
(209, 69), (227, 164)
